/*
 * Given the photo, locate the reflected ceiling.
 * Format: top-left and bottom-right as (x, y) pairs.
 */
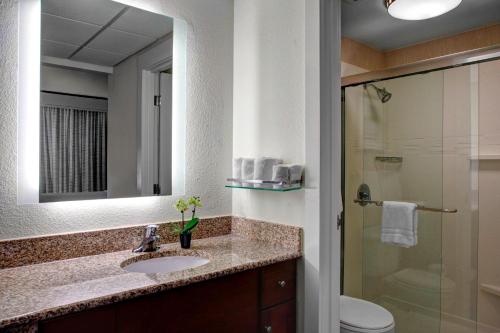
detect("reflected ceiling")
(42, 0), (173, 66)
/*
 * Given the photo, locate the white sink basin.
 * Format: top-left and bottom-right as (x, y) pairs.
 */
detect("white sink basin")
(123, 256), (210, 274)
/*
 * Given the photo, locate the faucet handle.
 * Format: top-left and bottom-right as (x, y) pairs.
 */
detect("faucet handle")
(144, 224), (159, 237)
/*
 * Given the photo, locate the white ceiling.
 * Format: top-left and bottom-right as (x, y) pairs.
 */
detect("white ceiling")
(41, 0), (174, 67)
(342, 0), (500, 51)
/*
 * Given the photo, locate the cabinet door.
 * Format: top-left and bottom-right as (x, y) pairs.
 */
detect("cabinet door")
(39, 305), (115, 333)
(160, 270), (259, 333)
(260, 301), (295, 333)
(116, 270), (259, 333)
(260, 260), (296, 309)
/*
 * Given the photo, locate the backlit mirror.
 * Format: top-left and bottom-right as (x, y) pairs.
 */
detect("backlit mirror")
(38, 0), (186, 202)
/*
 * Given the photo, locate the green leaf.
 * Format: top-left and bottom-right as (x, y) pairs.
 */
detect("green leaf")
(181, 217), (199, 234)
(171, 224), (183, 235)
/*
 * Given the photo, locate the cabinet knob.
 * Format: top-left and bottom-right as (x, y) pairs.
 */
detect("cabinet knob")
(277, 280), (286, 288)
(265, 326), (272, 333)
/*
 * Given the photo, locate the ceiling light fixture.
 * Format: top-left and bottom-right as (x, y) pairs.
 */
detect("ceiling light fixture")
(384, 0), (462, 21)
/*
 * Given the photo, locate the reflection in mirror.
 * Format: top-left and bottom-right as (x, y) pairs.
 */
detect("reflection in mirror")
(39, 0), (177, 202)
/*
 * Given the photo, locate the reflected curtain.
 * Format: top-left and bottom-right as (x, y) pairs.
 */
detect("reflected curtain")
(40, 106), (107, 193)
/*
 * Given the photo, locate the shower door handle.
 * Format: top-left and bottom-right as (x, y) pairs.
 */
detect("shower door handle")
(357, 183), (371, 206)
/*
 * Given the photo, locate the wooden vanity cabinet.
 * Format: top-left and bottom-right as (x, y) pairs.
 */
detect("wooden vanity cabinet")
(261, 301), (296, 333)
(259, 260), (297, 333)
(115, 269), (260, 333)
(38, 259), (297, 333)
(38, 306), (116, 333)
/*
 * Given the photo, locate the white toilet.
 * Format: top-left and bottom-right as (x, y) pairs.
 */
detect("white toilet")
(340, 296), (395, 333)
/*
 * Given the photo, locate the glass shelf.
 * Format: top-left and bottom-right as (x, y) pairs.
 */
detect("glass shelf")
(225, 184), (303, 192)
(226, 178), (303, 192)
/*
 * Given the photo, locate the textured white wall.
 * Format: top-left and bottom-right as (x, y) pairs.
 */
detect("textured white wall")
(232, 0), (306, 227)
(0, 0), (233, 239)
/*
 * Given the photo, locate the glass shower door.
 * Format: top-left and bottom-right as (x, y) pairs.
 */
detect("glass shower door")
(344, 63), (480, 333)
(347, 71), (445, 333)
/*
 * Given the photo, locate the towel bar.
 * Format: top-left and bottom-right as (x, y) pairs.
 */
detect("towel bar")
(353, 199), (457, 213)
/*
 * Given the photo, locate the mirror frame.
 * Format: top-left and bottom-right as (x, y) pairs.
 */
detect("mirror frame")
(17, 0), (187, 204)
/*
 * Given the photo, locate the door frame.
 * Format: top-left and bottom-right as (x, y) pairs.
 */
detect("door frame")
(304, 0), (342, 332)
(139, 61), (172, 196)
(318, 0), (342, 332)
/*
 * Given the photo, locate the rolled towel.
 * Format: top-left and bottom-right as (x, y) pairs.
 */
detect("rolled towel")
(254, 157), (283, 188)
(272, 165), (290, 189)
(288, 164), (303, 186)
(232, 158), (243, 185)
(241, 158), (255, 187)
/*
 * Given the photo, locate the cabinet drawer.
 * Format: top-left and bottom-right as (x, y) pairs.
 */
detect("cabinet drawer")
(260, 301), (296, 333)
(260, 260), (296, 309)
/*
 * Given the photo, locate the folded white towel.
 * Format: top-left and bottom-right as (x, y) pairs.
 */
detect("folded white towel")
(270, 164), (304, 189)
(381, 201), (418, 248)
(272, 165), (290, 189)
(254, 158), (282, 188)
(241, 158), (255, 187)
(232, 158), (243, 185)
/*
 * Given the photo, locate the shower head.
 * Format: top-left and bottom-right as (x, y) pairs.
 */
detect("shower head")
(364, 83), (392, 103)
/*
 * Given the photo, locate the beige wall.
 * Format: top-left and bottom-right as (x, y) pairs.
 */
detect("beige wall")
(341, 62), (367, 78)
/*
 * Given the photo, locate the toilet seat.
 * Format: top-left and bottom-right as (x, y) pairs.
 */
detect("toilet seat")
(340, 296), (395, 333)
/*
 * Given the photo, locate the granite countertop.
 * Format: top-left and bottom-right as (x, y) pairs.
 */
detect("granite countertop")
(0, 234), (301, 329)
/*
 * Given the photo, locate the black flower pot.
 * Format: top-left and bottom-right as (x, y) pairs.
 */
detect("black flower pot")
(180, 232), (192, 249)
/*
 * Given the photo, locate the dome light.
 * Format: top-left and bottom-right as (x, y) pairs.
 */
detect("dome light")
(385, 0), (462, 21)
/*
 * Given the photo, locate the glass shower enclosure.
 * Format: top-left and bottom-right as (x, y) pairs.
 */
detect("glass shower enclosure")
(342, 63), (482, 333)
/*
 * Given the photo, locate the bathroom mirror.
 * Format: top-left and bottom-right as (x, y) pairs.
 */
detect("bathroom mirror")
(36, 0), (186, 202)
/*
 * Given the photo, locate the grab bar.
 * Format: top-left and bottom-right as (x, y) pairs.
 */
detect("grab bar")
(353, 199), (458, 213)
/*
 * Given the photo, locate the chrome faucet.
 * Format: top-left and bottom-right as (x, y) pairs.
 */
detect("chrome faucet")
(133, 224), (161, 253)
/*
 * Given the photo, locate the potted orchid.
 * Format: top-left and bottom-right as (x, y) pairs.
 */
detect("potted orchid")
(173, 196), (202, 249)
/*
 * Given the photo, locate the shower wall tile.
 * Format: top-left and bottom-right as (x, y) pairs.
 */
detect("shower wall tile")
(477, 59), (500, 331)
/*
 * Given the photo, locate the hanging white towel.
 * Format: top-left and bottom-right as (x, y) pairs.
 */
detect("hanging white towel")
(381, 201), (418, 248)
